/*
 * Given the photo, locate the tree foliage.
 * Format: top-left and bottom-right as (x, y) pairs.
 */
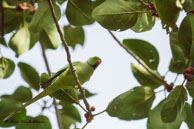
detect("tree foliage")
(0, 0), (194, 129)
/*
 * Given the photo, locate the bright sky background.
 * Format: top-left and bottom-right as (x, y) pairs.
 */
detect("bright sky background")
(0, 8), (190, 129)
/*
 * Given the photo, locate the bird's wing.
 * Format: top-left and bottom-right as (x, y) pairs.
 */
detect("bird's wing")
(41, 67), (68, 88)
(40, 61), (81, 88)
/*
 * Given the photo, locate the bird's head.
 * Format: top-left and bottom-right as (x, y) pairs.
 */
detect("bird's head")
(87, 56), (102, 69)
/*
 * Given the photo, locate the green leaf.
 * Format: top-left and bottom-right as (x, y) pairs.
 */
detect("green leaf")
(0, 57), (15, 79)
(186, 82), (194, 98)
(0, 98), (26, 127)
(39, 24), (63, 49)
(60, 104), (81, 122)
(123, 39), (159, 70)
(30, 32), (39, 49)
(92, 0), (140, 31)
(18, 62), (40, 91)
(0, 9), (23, 34)
(57, 0), (67, 4)
(9, 22), (31, 57)
(161, 86), (187, 123)
(147, 119), (154, 129)
(78, 88), (96, 99)
(131, 13), (155, 33)
(192, 99), (194, 116)
(169, 30), (188, 73)
(106, 86), (155, 120)
(12, 86), (33, 102)
(154, 0), (182, 25)
(29, 1), (61, 33)
(131, 63), (162, 89)
(16, 115), (51, 129)
(178, 14), (194, 59)
(183, 0), (194, 12)
(184, 103), (194, 129)
(0, 36), (7, 47)
(148, 101), (186, 129)
(169, 58), (187, 74)
(60, 104), (81, 129)
(169, 31), (187, 62)
(53, 89), (78, 104)
(1, 86), (32, 103)
(65, 0), (96, 26)
(64, 25), (85, 49)
(40, 72), (50, 84)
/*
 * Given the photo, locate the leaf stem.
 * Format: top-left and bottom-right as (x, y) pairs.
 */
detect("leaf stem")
(47, 0), (92, 115)
(108, 30), (169, 88)
(40, 43), (64, 129)
(81, 122), (89, 129)
(155, 89), (165, 94)
(93, 110), (106, 116)
(173, 74), (179, 84)
(164, 70), (169, 78)
(181, 79), (186, 86)
(164, 87), (166, 98)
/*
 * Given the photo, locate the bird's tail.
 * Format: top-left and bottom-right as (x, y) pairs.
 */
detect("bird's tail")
(3, 85), (57, 122)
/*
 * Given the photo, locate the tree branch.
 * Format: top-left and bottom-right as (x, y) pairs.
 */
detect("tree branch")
(108, 30), (169, 88)
(53, 99), (64, 129)
(40, 44), (64, 129)
(0, 0), (4, 36)
(47, 0), (92, 116)
(41, 44), (51, 75)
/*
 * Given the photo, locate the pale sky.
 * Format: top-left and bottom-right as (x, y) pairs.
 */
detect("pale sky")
(0, 11), (190, 129)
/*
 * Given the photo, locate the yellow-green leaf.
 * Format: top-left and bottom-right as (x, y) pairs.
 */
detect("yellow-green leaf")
(0, 57), (15, 79)
(161, 86), (187, 123)
(106, 86), (155, 120)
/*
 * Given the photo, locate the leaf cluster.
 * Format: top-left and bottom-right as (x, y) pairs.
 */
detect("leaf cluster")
(1, 0), (194, 129)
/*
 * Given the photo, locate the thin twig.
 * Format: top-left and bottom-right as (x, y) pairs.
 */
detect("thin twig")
(47, 0), (92, 115)
(181, 79), (186, 86)
(36, 102), (55, 114)
(53, 99), (64, 129)
(0, 0), (5, 36)
(173, 74), (179, 84)
(41, 43), (64, 129)
(164, 87), (166, 98)
(93, 110), (106, 117)
(108, 31), (169, 88)
(81, 122), (89, 129)
(41, 44), (51, 75)
(164, 70), (169, 78)
(155, 89), (165, 94)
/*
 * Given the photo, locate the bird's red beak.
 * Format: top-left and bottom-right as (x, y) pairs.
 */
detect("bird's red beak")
(96, 60), (101, 66)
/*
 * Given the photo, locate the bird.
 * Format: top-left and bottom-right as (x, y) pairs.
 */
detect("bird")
(3, 56), (101, 121)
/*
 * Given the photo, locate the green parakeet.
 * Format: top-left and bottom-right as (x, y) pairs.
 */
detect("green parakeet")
(3, 56), (101, 121)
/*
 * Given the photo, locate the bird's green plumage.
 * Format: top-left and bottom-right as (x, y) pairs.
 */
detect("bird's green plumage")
(3, 57), (101, 121)
(51, 61), (94, 89)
